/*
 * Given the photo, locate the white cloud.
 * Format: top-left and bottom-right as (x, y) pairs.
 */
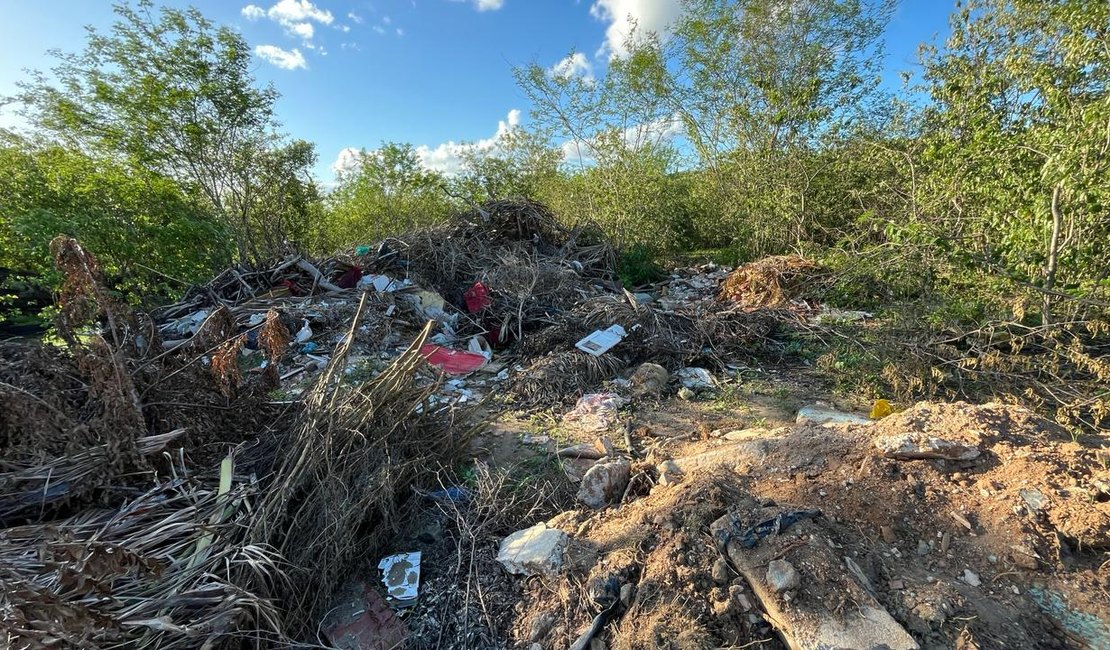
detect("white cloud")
(254, 44), (307, 70)
(562, 113), (684, 165)
(347, 11), (364, 24)
(448, 0), (505, 11)
(382, 15), (392, 25)
(589, 0), (682, 58)
(396, 27), (405, 37)
(241, 4), (265, 20)
(289, 21), (314, 39)
(330, 109), (524, 179)
(373, 25), (386, 34)
(331, 147), (363, 177)
(549, 52), (594, 83)
(336, 24), (351, 32)
(267, 0), (333, 25)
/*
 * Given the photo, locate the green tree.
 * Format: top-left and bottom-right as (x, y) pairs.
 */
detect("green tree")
(9, 0), (318, 262)
(325, 143), (454, 247)
(0, 133), (229, 306)
(921, 0), (1110, 324)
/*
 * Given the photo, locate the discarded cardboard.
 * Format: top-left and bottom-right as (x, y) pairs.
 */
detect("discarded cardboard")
(575, 325), (627, 356)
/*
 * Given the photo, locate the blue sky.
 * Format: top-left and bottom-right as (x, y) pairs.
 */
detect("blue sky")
(0, 0), (953, 182)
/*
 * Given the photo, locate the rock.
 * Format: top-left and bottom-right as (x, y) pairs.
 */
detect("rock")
(961, 569), (981, 587)
(576, 457), (631, 508)
(589, 639), (607, 650)
(880, 525), (897, 544)
(1010, 546), (1039, 570)
(712, 558), (731, 584)
(530, 612), (556, 642)
(620, 583), (635, 607)
(875, 432), (980, 461)
(677, 387), (696, 400)
(630, 362), (668, 397)
(657, 460), (684, 487)
(766, 559), (801, 594)
(916, 539), (931, 556)
(723, 427), (774, 441)
(557, 441), (607, 460)
(796, 403), (873, 426)
(670, 440), (774, 474)
(530, 644), (543, 650)
(496, 524), (568, 577)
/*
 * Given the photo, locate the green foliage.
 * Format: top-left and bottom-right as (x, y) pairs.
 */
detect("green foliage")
(0, 135), (228, 307)
(920, 0), (1110, 323)
(324, 142), (455, 248)
(10, 0), (320, 263)
(617, 245), (665, 288)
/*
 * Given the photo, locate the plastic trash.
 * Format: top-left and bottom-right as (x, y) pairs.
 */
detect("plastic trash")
(467, 335), (493, 361)
(423, 486), (470, 503)
(870, 399), (893, 420)
(301, 341), (319, 354)
(355, 245), (371, 256)
(293, 319), (313, 344)
(563, 393), (627, 432)
(419, 344), (488, 374)
(676, 367), (716, 390)
(464, 281), (492, 313)
(378, 551), (421, 606)
(575, 325), (627, 356)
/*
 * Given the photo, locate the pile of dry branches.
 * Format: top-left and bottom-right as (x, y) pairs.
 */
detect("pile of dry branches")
(717, 254), (829, 309)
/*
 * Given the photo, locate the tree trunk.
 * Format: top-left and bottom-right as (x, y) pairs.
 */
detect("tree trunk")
(1042, 183), (1063, 327)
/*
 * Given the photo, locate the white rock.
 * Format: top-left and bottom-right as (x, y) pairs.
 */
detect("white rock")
(497, 524), (568, 577)
(796, 403), (872, 426)
(961, 569), (981, 587)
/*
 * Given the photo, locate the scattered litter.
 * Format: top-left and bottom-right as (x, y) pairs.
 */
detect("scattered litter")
(870, 398), (894, 419)
(464, 281), (492, 312)
(420, 344), (488, 375)
(575, 324), (627, 356)
(675, 367), (715, 390)
(378, 552), (421, 606)
(563, 393), (626, 432)
(293, 319), (313, 344)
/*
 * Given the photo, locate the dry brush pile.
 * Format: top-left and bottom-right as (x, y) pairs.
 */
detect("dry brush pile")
(1, 239), (478, 648)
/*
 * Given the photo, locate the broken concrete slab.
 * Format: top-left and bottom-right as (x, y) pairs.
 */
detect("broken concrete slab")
(796, 403), (873, 426)
(577, 457), (631, 508)
(716, 511), (919, 650)
(497, 523), (569, 577)
(874, 432), (980, 461)
(670, 439), (775, 474)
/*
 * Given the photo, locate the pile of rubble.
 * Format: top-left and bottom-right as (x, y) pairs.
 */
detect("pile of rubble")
(488, 398), (1110, 650)
(4, 200), (1107, 649)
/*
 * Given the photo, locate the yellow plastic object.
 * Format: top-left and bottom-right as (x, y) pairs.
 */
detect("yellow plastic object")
(870, 399), (893, 420)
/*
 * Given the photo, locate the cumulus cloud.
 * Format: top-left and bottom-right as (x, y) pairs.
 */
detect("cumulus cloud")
(330, 109), (524, 179)
(549, 52), (594, 83)
(373, 25), (386, 34)
(396, 27), (405, 37)
(243, 1), (333, 45)
(254, 44), (307, 70)
(589, 0), (682, 58)
(562, 113), (684, 165)
(347, 11), (364, 24)
(267, 0), (333, 25)
(289, 22), (314, 39)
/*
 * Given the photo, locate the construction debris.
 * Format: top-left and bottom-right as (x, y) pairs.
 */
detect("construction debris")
(4, 203), (1108, 650)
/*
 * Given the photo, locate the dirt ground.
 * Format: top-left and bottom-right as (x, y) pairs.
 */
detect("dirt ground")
(368, 371), (1110, 650)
